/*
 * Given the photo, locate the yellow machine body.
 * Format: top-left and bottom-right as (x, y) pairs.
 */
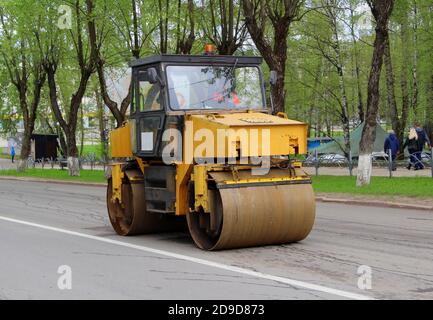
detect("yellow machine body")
(110, 111), (310, 216)
(110, 122), (133, 158)
(106, 54), (315, 250)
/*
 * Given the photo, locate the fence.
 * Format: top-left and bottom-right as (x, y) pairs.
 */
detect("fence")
(303, 148), (433, 178)
(15, 149), (433, 179)
(25, 154), (108, 171)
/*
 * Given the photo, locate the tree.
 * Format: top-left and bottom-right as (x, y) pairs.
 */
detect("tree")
(348, 0), (365, 122)
(410, 0), (419, 116)
(357, 0), (395, 187)
(201, 0), (248, 55)
(242, 0), (305, 114)
(383, 37), (408, 148)
(89, 0), (156, 127)
(175, 0), (196, 54)
(307, 0), (352, 157)
(42, 0), (97, 176)
(0, 2), (47, 171)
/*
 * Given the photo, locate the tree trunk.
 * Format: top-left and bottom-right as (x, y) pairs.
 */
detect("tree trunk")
(383, 23), (410, 150)
(96, 88), (108, 162)
(315, 2), (351, 156)
(271, 63), (286, 114)
(349, 2), (364, 122)
(80, 105), (85, 158)
(175, 0), (195, 54)
(89, 0), (135, 128)
(425, 74), (433, 144)
(357, 0), (394, 187)
(242, 0), (302, 114)
(384, 39), (400, 139)
(45, 59), (91, 177)
(336, 63), (350, 157)
(17, 88), (31, 172)
(42, 0), (96, 177)
(66, 129), (80, 176)
(17, 125), (32, 172)
(399, 18), (410, 142)
(57, 125), (67, 158)
(411, 0), (419, 116)
(333, 6), (350, 157)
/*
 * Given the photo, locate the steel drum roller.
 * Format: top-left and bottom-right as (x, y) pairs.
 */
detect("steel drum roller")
(187, 172), (316, 250)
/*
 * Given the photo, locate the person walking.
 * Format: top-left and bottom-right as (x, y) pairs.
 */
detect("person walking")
(384, 130), (399, 171)
(10, 145), (15, 163)
(414, 123), (431, 170)
(403, 128), (420, 170)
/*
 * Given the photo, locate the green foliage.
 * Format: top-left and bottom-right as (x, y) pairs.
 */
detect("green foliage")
(0, 168), (106, 183)
(312, 175), (433, 197)
(1, 0), (433, 158)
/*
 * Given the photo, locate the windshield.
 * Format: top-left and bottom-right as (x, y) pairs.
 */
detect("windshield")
(166, 65), (265, 110)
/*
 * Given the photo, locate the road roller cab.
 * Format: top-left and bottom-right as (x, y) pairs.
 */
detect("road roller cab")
(108, 53), (316, 250)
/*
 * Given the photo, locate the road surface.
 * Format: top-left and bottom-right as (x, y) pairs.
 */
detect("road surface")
(0, 179), (432, 300)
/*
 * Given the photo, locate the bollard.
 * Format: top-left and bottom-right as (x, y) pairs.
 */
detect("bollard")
(348, 150), (353, 177)
(315, 149), (319, 176)
(431, 147), (433, 179)
(388, 148), (392, 178)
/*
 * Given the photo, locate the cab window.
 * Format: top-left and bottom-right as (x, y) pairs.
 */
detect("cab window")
(139, 78), (162, 112)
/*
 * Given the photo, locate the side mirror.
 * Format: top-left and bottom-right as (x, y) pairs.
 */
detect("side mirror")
(147, 68), (160, 84)
(269, 70), (278, 86)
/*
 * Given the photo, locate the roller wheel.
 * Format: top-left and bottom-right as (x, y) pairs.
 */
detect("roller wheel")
(107, 169), (186, 236)
(187, 177), (316, 250)
(186, 186), (224, 250)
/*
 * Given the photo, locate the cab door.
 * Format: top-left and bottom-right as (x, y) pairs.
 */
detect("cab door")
(132, 65), (166, 158)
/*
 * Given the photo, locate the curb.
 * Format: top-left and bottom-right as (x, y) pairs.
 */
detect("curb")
(0, 176), (106, 188)
(0, 175), (431, 211)
(316, 196), (433, 212)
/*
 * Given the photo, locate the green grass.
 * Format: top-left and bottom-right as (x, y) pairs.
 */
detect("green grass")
(0, 147), (11, 159)
(0, 168), (106, 183)
(312, 175), (433, 198)
(1, 168), (432, 198)
(80, 143), (111, 159)
(81, 144), (103, 158)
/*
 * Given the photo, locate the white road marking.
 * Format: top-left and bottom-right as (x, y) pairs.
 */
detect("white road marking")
(0, 215), (373, 300)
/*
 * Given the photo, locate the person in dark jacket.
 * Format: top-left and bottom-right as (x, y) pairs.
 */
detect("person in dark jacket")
(414, 123), (430, 170)
(414, 123), (431, 148)
(403, 128), (421, 170)
(384, 130), (399, 171)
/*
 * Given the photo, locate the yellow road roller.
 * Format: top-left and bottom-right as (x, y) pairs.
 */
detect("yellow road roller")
(107, 52), (315, 250)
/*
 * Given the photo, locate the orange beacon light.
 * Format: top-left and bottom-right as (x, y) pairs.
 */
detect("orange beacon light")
(204, 44), (217, 55)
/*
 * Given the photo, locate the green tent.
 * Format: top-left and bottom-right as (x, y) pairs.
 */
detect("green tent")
(311, 123), (388, 157)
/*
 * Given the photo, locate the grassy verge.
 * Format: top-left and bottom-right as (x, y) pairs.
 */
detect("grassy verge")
(0, 168), (432, 198)
(0, 168), (106, 184)
(312, 175), (433, 198)
(0, 147), (11, 159)
(80, 143), (111, 159)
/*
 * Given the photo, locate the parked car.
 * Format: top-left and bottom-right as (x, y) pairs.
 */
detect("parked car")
(304, 153), (348, 165)
(371, 151), (388, 161)
(421, 151), (431, 162)
(319, 153), (348, 164)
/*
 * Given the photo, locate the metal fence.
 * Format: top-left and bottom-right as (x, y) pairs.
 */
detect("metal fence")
(26, 154), (108, 171)
(21, 148), (433, 179)
(303, 148), (433, 178)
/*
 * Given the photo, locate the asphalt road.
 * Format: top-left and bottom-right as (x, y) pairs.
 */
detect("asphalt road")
(0, 179), (432, 300)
